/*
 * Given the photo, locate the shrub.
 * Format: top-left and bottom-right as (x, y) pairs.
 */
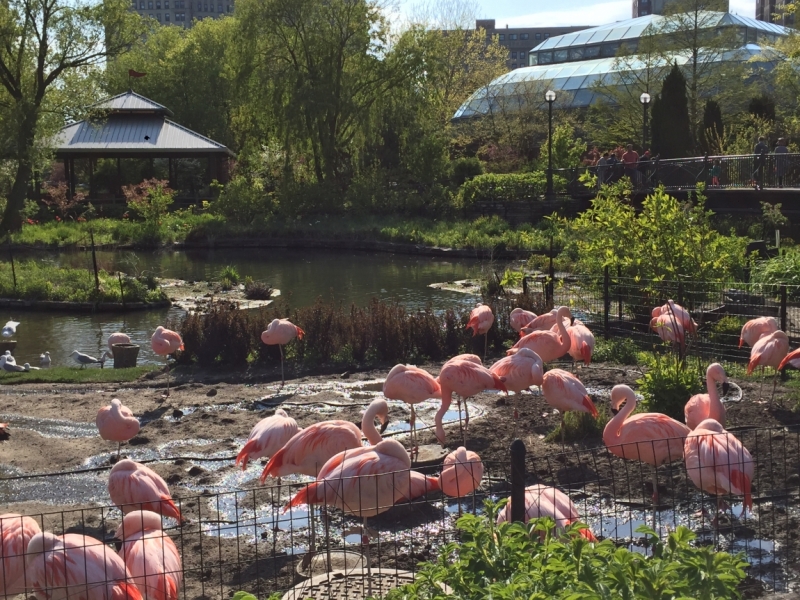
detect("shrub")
(545, 408), (608, 444)
(244, 278), (273, 300)
(709, 315), (747, 347)
(219, 265), (240, 285)
(751, 248), (800, 299)
(42, 182), (86, 220)
(592, 338), (640, 365)
(458, 172), (549, 208)
(210, 174), (275, 224)
(381, 502), (748, 600)
(123, 179), (174, 224)
(637, 353), (704, 420)
(450, 157), (484, 187)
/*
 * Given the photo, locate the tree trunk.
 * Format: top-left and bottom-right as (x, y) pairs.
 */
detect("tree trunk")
(0, 112), (38, 234)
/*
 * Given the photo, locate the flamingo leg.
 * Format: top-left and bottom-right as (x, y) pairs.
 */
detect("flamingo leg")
(456, 395), (464, 445)
(308, 502), (316, 553)
(652, 469), (659, 531)
(364, 516), (373, 598)
(560, 412), (566, 449)
(758, 366), (765, 400)
(483, 333), (488, 362)
(770, 369), (779, 405)
(165, 356), (170, 397)
(464, 396), (470, 441)
(279, 344), (285, 388)
(410, 405), (417, 459)
(117, 442), (121, 459)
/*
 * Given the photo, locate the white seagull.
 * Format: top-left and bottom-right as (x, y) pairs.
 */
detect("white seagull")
(2, 321), (19, 338)
(23, 363), (40, 371)
(0, 355), (26, 372)
(40, 351), (51, 368)
(70, 350), (112, 369)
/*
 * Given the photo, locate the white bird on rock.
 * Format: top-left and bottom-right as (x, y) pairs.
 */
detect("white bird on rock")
(1, 321), (19, 338)
(71, 350), (112, 369)
(40, 351), (51, 368)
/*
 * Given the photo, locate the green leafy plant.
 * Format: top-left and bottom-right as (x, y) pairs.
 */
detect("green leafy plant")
(592, 338), (640, 365)
(545, 408), (608, 444)
(751, 248), (800, 299)
(380, 501), (748, 600)
(219, 265), (240, 285)
(122, 179), (175, 224)
(458, 172), (559, 208)
(709, 315), (747, 347)
(637, 353), (704, 420)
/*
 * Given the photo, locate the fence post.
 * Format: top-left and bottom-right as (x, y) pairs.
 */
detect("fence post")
(90, 229), (100, 292)
(781, 285), (787, 332)
(510, 439), (526, 524)
(547, 237), (555, 307)
(522, 276), (528, 295)
(617, 265), (622, 322)
(677, 282), (683, 306)
(603, 266), (610, 339)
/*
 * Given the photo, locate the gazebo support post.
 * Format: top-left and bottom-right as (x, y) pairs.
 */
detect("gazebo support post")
(89, 159), (95, 199)
(116, 158), (122, 202)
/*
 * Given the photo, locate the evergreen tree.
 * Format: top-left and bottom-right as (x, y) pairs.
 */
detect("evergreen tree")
(651, 64), (692, 159)
(748, 94), (776, 122)
(701, 99), (724, 153)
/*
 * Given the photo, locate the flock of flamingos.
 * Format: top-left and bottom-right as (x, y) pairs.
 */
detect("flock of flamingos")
(0, 300), (797, 599)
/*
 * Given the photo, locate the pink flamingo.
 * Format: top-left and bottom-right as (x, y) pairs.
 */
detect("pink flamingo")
(96, 399), (140, 457)
(684, 418), (753, 519)
(260, 399), (388, 480)
(382, 364), (441, 457)
(509, 308), (537, 333)
(150, 326), (183, 397)
(489, 348), (543, 420)
(740, 316), (779, 348)
(440, 447), (483, 497)
(541, 369), (598, 446)
(108, 459), (183, 523)
(1, 513), (41, 597)
(519, 309), (560, 333)
(108, 332), (131, 351)
(604, 385), (690, 511)
(652, 300), (697, 334)
(565, 321), (594, 368)
(684, 363), (729, 431)
(650, 313), (685, 350)
(466, 304), (494, 360)
(509, 306), (572, 363)
(25, 532), (142, 600)
(236, 408), (300, 470)
(261, 318), (305, 387)
(436, 357), (506, 446)
(496, 484), (597, 541)
(778, 347), (800, 372)
(747, 330), (789, 403)
(0, 423), (8, 440)
(116, 511), (182, 600)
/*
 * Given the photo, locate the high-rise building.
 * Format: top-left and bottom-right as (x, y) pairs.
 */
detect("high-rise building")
(130, 0), (233, 27)
(756, 0), (794, 25)
(632, 0), (729, 17)
(475, 20), (590, 70)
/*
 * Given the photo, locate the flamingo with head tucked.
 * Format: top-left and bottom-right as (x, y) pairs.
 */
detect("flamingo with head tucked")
(509, 308), (537, 333)
(1, 513), (41, 597)
(96, 398), (140, 457)
(565, 320), (594, 369)
(151, 326), (184, 397)
(518, 309), (560, 334)
(496, 484), (597, 541)
(236, 408), (300, 470)
(440, 447), (483, 498)
(108, 332), (132, 352)
(739, 316), (779, 348)
(747, 330), (789, 404)
(685, 363), (729, 430)
(541, 369), (598, 446)
(650, 313), (685, 351)
(382, 364), (441, 457)
(653, 300), (697, 334)
(261, 318), (305, 387)
(108, 459), (183, 523)
(489, 348), (543, 420)
(509, 306), (572, 363)
(466, 304), (494, 360)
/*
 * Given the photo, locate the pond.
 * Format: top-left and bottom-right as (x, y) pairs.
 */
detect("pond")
(3, 248), (502, 367)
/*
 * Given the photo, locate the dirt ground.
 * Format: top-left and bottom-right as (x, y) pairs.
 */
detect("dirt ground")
(1, 357), (800, 598)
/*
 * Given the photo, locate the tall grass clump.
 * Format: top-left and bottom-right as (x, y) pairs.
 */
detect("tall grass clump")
(637, 353), (704, 420)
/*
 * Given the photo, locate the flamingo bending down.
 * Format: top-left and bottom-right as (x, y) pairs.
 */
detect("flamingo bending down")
(436, 358), (506, 447)
(565, 321), (595, 368)
(518, 309), (559, 333)
(25, 532), (142, 600)
(653, 300), (697, 335)
(440, 447), (483, 497)
(541, 369), (598, 446)
(151, 326), (184, 397)
(236, 408), (300, 470)
(96, 398), (140, 457)
(382, 364), (441, 457)
(779, 347), (800, 372)
(509, 308), (537, 333)
(489, 348), (543, 420)
(684, 418), (754, 518)
(260, 399), (388, 480)
(739, 316), (779, 348)
(108, 332), (132, 351)
(650, 314), (686, 350)
(261, 318), (305, 387)
(509, 306), (572, 363)
(1, 513), (41, 597)
(108, 459), (183, 522)
(684, 363), (729, 431)
(747, 330), (789, 404)
(604, 385), (690, 510)
(496, 484), (597, 541)
(116, 511), (182, 600)
(466, 304), (494, 360)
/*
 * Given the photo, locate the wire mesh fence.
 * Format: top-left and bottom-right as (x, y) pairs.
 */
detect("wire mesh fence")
(2, 427), (798, 599)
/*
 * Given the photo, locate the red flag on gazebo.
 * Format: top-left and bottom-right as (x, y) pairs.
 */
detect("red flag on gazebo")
(128, 69), (147, 78)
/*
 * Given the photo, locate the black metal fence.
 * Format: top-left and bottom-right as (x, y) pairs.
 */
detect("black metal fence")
(2, 428), (798, 599)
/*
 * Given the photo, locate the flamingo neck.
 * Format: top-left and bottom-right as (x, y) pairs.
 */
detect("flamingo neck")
(434, 389), (453, 445)
(361, 403), (385, 445)
(556, 312), (570, 351)
(706, 371), (722, 412)
(609, 393), (637, 437)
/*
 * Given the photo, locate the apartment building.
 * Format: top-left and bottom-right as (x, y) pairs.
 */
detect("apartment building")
(130, 0), (233, 26)
(475, 19), (590, 70)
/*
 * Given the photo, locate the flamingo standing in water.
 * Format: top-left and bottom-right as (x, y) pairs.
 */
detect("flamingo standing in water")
(564, 320), (595, 369)
(604, 385), (690, 520)
(684, 363), (729, 430)
(1, 513), (41, 597)
(466, 304), (494, 360)
(541, 369), (598, 446)
(509, 308), (537, 333)
(116, 511), (182, 600)
(489, 348), (543, 420)
(436, 357), (506, 447)
(496, 484), (597, 541)
(509, 306), (572, 363)
(261, 318), (305, 387)
(440, 446), (483, 498)
(739, 316), (779, 348)
(108, 459), (183, 522)
(151, 326), (183, 397)
(260, 399), (388, 480)
(382, 364), (441, 457)
(747, 330), (789, 403)
(236, 408), (300, 470)
(96, 398), (140, 457)
(684, 418), (753, 520)
(25, 532), (142, 600)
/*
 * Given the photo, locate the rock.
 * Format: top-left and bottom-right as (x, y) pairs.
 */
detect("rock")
(166, 474), (183, 485)
(188, 466), (205, 476)
(340, 371), (351, 379)
(128, 435), (149, 446)
(172, 409), (183, 419)
(207, 388), (218, 397)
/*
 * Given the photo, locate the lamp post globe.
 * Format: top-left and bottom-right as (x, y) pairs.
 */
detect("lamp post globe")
(640, 92), (651, 152)
(545, 90), (556, 199)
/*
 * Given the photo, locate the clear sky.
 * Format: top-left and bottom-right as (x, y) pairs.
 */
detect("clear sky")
(399, 0), (754, 28)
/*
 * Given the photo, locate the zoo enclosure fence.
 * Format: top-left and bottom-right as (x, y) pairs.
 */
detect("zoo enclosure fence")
(2, 428), (798, 599)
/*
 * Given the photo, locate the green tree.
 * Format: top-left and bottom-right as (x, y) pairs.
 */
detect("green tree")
(748, 93), (776, 122)
(701, 99), (724, 154)
(651, 63), (692, 158)
(0, 0), (143, 233)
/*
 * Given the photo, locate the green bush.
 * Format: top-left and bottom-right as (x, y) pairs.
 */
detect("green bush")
(450, 157), (484, 187)
(210, 174), (276, 224)
(751, 248), (800, 299)
(458, 172), (550, 208)
(592, 338), (640, 365)
(709, 315), (747, 346)
(122, 179), (175, 224)
(219, 265), (240, 285)
(637, 353), (704, 420)
(381, 501), (748, 600)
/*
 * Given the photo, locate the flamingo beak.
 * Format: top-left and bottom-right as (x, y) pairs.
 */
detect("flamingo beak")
(722, 382), (731, 396)
(380, 418), (389, 434)
(108, 536), (123, 552)
(610, 406), (619, 415)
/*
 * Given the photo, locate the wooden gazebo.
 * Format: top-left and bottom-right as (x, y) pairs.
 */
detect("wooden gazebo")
(51, 91), (234, 199)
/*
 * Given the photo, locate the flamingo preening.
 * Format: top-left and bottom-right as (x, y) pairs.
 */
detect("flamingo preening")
(108, 459), (183, 523)
(489, 348), (543, 421)
(382, 364), (441, 457)
(684, 363), (729, 431)
(0, 513), (41, 597)
(151, 326), (184, 397)
(466, 304), (494, 361)
(739, 317), (779, 348)
(509, 306), (572, 363)
(509, 308), (537, 333)
(96, 398), (140, 457)
(261, 318), (305, 387)
(541, 369), (598, 446)
(747, 330), (789, 403)
(236, 408), (300, 470)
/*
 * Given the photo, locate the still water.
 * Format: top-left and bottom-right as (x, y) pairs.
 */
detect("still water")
(4, 248), (494, 367)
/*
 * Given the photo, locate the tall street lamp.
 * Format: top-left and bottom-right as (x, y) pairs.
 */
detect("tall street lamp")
(545, 89), (556, 198)
(640, 92), (651, 151)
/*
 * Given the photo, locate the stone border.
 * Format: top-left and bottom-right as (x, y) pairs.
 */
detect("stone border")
(0, 298), (171, 312)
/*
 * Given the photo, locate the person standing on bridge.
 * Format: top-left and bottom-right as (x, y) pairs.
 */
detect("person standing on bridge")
(622, 144), (639, 184)
(752, 135), (769, 191)
(774, 138), (789, 188)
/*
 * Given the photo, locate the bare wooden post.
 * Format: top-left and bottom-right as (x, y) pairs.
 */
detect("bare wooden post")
(510, 439), (526, 524)
(9, 244), (16, 292)
(781, 285), (787, 332)
(90, 229), (100, 292)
